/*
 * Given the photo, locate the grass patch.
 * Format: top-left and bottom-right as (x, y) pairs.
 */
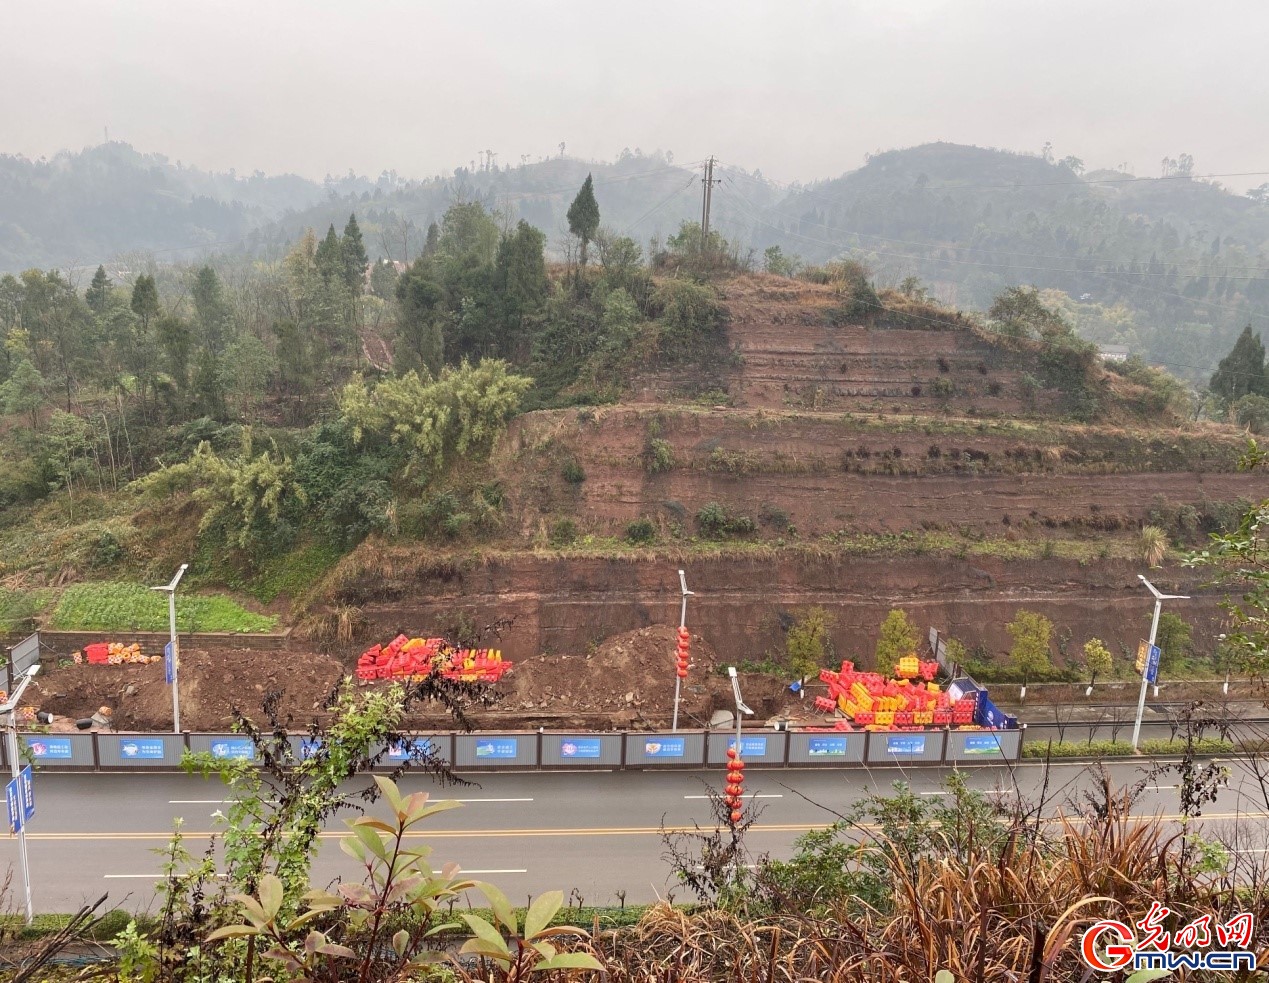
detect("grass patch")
(0, 588), (55, 633)
(243, 540), (344, 605)
(50, 582), (278, 633)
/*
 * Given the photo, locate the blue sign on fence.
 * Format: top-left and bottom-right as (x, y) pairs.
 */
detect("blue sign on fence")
(5, 778), (22, 833)
(210, 739), (255, 760)
(886, 735), (927, 756)
(644, 738), (686, 758)
(27, 737), (73, 759)
(727, 737), (769, 757)
(386, 738), (433, 760)
(963, 734), (1004, 755)
(18, 766), (33, 823)
(560, 738), (602, 759)
(474, 739), (518, 760)
(164, 641), (175, 684)
(120, 738), (166, 760)
(807, 736), (848, 757)
(300, 738), (322, 759)
(974, 693), (1016, 730)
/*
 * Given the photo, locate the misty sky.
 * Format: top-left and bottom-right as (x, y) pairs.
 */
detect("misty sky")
(5, 0), (1268, 189)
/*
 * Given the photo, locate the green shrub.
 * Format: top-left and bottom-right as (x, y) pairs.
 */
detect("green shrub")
(643, 437), (675, 474)
(549, 518), (578, 547)
(650, 280), (726, 362)
(1021, 740), (1135, 758)
(695, 502), (756, 539)
(758, 503), (791, 532)
(561, 459), (587, 484)
(1022, 737), (1235, 758)
(89, 530), (125, 569)
(1140, 737), (1233, 755)
(625, 517), (657, 544)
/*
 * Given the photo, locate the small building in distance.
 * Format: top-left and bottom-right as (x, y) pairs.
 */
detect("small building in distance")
(1098, 344), (1131, 363)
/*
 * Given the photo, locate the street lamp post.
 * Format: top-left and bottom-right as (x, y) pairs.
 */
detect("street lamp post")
(1132, 574), (1189, 750)
(3, 664), (40, 923)
(672, 570), (694, 733)
(151, 564), (188, 735)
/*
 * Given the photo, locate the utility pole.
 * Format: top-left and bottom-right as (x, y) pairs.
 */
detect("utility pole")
(1131, 574), (1189, 750)
(700, 156), (719, 250)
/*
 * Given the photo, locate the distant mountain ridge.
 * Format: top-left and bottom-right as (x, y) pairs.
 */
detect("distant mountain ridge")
(0, 142), (324, 270)
(4, 139), (1268, 379)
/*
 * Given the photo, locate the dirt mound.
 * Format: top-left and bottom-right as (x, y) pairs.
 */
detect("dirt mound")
(481, 625), (800, 730)
(30, 648), (345, 732)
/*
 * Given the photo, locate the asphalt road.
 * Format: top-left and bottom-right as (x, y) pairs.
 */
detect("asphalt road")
(4, 757), (1269, 914)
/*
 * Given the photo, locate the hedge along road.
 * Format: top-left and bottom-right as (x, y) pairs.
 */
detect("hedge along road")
(5, 758), (1269, 914)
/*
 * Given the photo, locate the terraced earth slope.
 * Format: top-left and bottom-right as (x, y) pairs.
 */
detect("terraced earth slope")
(326, 275), (1262, 671)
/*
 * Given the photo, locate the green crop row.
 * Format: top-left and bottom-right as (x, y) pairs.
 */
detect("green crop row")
(50, 582), (277, 633)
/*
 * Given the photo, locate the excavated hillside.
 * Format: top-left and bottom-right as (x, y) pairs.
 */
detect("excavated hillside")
(325, 275), (1263, 671)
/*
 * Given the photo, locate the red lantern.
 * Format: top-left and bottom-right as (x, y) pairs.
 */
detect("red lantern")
(730, 810), (742, 823)
(726, 747), (737, 759)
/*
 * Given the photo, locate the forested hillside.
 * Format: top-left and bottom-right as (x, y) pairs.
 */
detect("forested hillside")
(731, 143), (1269, 382)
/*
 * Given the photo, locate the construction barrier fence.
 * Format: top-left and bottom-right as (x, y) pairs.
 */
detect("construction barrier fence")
(0, 727), (1026, 772)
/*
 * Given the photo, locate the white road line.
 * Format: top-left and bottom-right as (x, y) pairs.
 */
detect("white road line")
(919, 791), (951, 796)
(106, 873), (226, 880)
(459, 868), (528, 874)
(454, 798), (534, 803)
(169, 799), (238, 804)
(1144, 785), (1177, 790)
(683, 794), (782, 800)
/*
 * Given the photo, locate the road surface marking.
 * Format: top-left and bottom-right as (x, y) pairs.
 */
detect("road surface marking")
(169, 799), (238, 804)
(455, 798), (534, 803)
(1144, 785), (1177, 790)
(20, 810), (1269, 843)
(458, 868), (528, 874)
(683, 794), (782, 799)
(919, 791), (950, 796)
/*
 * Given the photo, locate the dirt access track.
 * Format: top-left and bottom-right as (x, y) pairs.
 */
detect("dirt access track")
(22, 627), (807, 733)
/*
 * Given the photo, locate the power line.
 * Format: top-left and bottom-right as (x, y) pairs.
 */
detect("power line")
(621, 174), (698, 236)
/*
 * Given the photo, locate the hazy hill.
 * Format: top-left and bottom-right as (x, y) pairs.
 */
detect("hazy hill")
(0, 142), (323, 271)
(263, 152), (781, 263)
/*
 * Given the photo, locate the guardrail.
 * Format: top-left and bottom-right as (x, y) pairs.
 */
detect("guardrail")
(0, 727), (1024, 772)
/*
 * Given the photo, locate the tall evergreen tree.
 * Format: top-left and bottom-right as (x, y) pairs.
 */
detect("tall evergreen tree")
(423, 222), (440, 258)
(190, 266), (231, 417)
(394, 263), (445, 375)
(315, 224), (344, 283)
(129, 275), (161, 409)
(494, 220), (548, 356)
(1210, 324), (1267, 407)
(567, 174), (601, 266)
(342, 213), (369, 294)
(85, 265), (112, 313)
(156, 314), (192, 392)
